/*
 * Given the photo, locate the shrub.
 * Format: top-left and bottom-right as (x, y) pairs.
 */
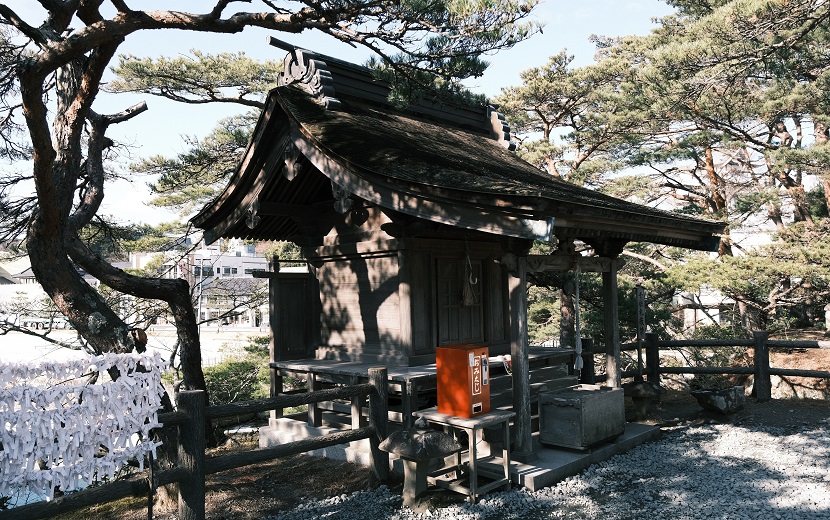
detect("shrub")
(682, 325), (750, 390)
(203, 335), (273, 406)
(204, 358), (267, 405)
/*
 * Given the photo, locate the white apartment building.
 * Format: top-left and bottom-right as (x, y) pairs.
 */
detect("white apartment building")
(129, 239), (270, 327)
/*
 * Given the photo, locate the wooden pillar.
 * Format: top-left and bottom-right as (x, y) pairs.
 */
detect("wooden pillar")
(559, 273), (576, 349)
(579, 338), (595, 385)
(753, 330), (771, 402)
(178, 390), (206, 520)
(398, 249), (414, 362)
(602, 259), (621, 388)
(307, 373), (321, 426)
(635, 284), (646, 381)
(559, 239), (577, 349)
(509, 255), (533, 460)
(267, 256), (282, 421)
(271, 368), (284, 422)
(402, 380), (416, 429)
(350, 375), (362, 429)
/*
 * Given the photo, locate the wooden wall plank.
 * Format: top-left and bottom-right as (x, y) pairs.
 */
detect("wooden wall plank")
(410, 250), (434, 356)
(315, 252), (401, 359)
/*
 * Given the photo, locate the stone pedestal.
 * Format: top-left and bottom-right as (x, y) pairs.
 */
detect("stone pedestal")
(379, 426), (460, 507)
(623, 380), (662, 420)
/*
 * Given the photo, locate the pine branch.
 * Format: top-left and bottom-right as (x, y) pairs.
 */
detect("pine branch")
(0, 4), (52, 46)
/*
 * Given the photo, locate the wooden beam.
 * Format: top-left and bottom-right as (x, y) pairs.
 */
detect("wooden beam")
(524, 254), (616, 273)
(502, 253), (622, 274)
(257, 202), (318, 218)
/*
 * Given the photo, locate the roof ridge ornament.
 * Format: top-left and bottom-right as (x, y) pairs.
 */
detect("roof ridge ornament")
(272, 38), (342, 111)
(487, 105), (516, 151)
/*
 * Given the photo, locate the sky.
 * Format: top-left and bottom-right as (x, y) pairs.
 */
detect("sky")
(10, 1), (676, 225)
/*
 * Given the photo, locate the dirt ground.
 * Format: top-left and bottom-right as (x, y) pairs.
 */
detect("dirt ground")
(55, 447), (381, 520)
(55, 339), (828, 520)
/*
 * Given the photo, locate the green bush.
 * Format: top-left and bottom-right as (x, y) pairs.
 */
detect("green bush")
(204, 359), (267, 405)
(689, 324), (747, 341)
(203, 335), (271, 406)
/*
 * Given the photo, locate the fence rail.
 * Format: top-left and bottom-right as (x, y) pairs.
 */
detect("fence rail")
(1, 368), (389, 520)
(606, 331), (830, 399)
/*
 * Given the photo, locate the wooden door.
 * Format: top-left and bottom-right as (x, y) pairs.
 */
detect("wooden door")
(271, 272), (314, 361)
(436, 258), (484, 345)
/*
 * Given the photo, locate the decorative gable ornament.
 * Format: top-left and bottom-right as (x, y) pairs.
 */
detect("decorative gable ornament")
(276, 44), (342, 111)
(331, 180), (353, 214)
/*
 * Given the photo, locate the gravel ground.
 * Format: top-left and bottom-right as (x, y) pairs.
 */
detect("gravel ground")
(269, 419), (830, 520)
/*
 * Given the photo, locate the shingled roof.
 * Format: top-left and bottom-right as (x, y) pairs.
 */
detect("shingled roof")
(193, 41), (725, 251)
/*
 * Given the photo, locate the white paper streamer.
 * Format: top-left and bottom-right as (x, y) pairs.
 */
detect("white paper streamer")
(0, 352), (167, 500)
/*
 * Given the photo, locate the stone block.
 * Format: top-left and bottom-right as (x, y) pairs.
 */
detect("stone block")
(690, 385), (745, 414)
(539, 384), (625, 450)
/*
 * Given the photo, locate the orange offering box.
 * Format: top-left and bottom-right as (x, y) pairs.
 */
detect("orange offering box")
(436, 344), (490, 418)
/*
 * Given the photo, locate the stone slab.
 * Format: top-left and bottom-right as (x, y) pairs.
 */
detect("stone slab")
(261, 418), (662, 493)
(259, 420), (374, 465)
(481, 422), (662, 491)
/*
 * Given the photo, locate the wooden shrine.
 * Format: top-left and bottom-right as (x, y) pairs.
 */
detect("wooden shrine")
(193, 39), (725, 458)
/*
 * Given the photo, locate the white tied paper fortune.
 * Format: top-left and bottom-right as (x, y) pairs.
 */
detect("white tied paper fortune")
(0, 352), (167, 500)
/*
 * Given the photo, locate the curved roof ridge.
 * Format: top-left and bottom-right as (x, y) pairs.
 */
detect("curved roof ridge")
(268, 39), (515, 149)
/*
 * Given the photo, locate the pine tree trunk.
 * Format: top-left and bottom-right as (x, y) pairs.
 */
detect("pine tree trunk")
(822, 179), (830, 216)
(703, 146), (732, 256)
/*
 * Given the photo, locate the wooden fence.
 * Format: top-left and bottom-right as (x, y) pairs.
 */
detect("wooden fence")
(0, 367), (389, 520)
(584, 331), (830, 401)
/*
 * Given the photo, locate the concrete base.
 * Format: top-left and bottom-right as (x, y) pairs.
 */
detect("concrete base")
(259, 418), (373, 465)
(481, 422), (662, 491)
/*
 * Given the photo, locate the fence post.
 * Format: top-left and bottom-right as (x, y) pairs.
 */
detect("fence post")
(645, 333), (660, 386)
(178, 390), (206, 520)
(753, 330), (772, 402)
(579, 338), (595, 384)
(368, 367), (389, 482)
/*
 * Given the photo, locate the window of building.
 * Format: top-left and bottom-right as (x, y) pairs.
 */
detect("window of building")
(193, 266), (214, 277)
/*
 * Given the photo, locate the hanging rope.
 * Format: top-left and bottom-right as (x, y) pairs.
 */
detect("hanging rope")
(573, 261), (584, 373)
(462, 240), (479, 307)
